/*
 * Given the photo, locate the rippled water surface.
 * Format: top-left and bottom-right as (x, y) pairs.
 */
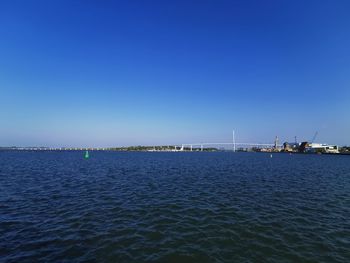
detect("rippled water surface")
(1, 151), (350, 262)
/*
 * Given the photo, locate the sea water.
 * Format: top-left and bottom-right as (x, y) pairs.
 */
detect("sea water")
(1, 151), (349, 262)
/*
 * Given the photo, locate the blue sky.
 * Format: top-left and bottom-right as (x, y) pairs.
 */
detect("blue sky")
(0, 0), (349, 147)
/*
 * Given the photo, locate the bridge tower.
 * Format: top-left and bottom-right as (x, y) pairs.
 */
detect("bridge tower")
(233, 130), (236, 152)
(274, 136), (279, 150)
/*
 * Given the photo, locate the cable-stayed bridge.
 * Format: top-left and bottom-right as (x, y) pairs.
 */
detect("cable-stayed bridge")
(176, 130), (282, 152)
(178, 142), (281, 152)
(2, 131), (282, 152)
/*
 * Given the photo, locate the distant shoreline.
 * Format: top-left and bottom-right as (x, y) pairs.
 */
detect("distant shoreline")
(0, 148), (349, 155)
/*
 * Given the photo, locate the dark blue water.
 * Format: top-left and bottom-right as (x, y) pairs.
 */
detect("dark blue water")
(1, 151), (349, 262)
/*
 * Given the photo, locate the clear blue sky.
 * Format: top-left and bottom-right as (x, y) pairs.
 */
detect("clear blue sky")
(0, 0), (349, 147)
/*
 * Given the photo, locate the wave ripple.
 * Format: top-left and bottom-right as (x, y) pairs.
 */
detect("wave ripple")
(1, 151), (350, 262)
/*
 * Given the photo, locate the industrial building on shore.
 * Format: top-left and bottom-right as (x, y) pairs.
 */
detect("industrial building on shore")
(283, 142), (340, 154)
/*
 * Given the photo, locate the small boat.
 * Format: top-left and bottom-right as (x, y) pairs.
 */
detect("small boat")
(84, 150), (89, 159)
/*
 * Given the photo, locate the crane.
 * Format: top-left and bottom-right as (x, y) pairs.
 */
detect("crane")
(311, 131), (318, 143)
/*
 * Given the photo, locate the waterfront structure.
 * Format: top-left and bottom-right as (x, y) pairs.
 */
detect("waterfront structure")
(284, 141), (340, 154)
(0, 131), (343, 154)
(305, 143), (339, 154)
(283, 142), (301, 152)
(274, 136), (279, 150)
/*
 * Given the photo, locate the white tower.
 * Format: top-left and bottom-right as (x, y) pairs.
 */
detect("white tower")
(233, 130), (236, 152)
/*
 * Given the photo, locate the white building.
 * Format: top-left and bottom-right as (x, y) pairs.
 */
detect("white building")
(305, 143), (339, 154)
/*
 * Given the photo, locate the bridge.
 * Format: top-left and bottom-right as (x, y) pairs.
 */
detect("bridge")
(178, 142), (281, 152)
(2, 131), (282, 152)
(5, 147), (107, 151)
(176, 130), (282, 152)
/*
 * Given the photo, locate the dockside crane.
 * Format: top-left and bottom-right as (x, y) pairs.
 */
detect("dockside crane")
(311, 131), (318, 144)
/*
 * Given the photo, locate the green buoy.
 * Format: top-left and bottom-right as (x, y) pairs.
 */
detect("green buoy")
(84, 150), (89, 159)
